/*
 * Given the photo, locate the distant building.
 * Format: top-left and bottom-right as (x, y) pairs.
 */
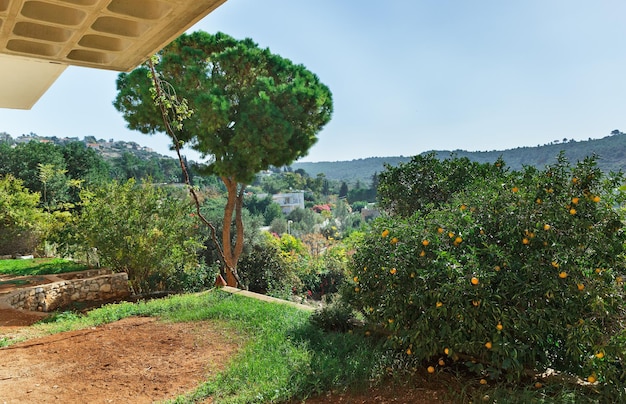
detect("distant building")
(259, 191), (305, 215)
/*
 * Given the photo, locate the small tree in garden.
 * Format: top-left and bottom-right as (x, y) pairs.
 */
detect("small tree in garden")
(344, 154), (626, 396)
(114, 31), (333, 286)
(75, 179), (206, 294)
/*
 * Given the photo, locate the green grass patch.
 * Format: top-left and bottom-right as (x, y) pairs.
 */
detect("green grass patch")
(0, 258), (87, 276)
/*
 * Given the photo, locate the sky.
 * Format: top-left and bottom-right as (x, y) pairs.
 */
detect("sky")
(1, 0), (625, 163)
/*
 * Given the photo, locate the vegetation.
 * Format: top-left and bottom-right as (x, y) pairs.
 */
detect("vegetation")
(0, 175), (49, 255)
(114, 31), (333, 286)
(292, 130), (626, 185)
(72, 179), (207, 294)
(344, 154), (626, 399)
(0, 258), (86, 276)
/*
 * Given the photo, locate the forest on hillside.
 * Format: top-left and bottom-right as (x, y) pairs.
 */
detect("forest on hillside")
(293, 130), (626, 185)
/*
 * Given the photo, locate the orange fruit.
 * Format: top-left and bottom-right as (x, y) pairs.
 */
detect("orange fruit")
(496, 322), (503, 331)
(559, 271), (568, 279)
(571, 197), (580, 204)
(569, 208), (577, 215)
(436, 301), (443, 308)
(534, 382), (543, 389)
(522, 238), (530, 245)
(544, 224), (551, 231)
(444, 348), (449, 355)
(454, 236), (463, 245)
(438, 359), (445, 366)
(406, 348), (412, 355)
(437, 227), (444, 234)
(354, 287), (360, 292)
(577, 283), (585, 291)
(422, 239), (430, 246)
(494, 265), (501, 271)
(485, 341), (492, 349)
(592, 195), (601, 203)
(353, 276), (359, 282)
(419, 250), (426, 257)
(427, 366), (435, 374)
(551, 261), (559, 268)
(480, 378), (488, 385)
(381, 229), (389, 238)
(472, 300), (481, 307)
(595, 352), (604, 359)
(390, 237), (399, 244)
(390, 268), (397, 274)
(460, 204), (467, 211)
(512, 187), (519, 193)
(471, 277), (479, 285)
(587, 375), (596, 383)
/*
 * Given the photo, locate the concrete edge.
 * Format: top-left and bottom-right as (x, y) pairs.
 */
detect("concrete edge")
(219, 286), (316, 312)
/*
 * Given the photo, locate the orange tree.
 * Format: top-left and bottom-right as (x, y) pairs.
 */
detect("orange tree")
(344, 154), (626, 394)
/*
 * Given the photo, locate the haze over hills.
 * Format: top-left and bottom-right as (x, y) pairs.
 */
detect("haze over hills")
(292, 131), (626, 185)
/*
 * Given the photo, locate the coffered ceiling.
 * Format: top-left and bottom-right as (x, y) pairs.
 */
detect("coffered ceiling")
(0, 0), (227, 109)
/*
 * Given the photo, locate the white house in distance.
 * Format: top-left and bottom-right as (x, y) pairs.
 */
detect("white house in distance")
(259, 191), (305, 215)
(0, 0), (227, 109)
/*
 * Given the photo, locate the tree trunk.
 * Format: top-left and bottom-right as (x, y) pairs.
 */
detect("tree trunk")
(221, 177), (245, 287)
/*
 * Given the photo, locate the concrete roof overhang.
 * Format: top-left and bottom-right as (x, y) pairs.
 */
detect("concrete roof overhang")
(0, 0), (226, 109)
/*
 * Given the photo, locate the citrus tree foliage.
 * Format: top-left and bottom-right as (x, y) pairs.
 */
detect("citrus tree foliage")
(377, 152), (505, 217)
(344, 155), (626, 393)
(0, 175), (49, 255)
(75, 179), (205, 294)
(114, 31), (333, 286)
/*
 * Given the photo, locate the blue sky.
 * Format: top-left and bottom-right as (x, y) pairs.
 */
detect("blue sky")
(1, 0), (625, 162)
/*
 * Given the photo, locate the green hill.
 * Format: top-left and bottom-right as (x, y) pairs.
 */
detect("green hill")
(292, 132), (626, 185)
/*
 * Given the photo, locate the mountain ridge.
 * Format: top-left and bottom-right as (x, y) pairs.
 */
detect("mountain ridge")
(292, 132), (626, 185)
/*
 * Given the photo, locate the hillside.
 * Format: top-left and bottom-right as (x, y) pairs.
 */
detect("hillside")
(292, 132), (626, 185)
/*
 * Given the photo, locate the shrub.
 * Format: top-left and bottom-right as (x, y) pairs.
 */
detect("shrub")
(0, 175), (49, 255)
(310, 294), (358, 332)
(238, 232), (301, 297)
(75, 179), (205, 294)
(344, 155), (626, 392)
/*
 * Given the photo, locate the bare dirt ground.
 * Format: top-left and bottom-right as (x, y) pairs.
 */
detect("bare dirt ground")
(0, 317), (238, 403)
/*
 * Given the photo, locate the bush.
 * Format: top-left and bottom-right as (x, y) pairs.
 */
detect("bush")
(238, 232), (301, 297)
(75, 179), (205, 294)
(344, 155), (626, 393)
(0, 175), (49, 255)
(309, 294), (358, 332)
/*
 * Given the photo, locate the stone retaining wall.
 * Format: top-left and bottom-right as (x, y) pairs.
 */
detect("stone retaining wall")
(2, 272), (131, 312)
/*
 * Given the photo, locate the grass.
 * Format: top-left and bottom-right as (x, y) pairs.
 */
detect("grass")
(0, 257), (87, 276)
(3, 289), (622, 403)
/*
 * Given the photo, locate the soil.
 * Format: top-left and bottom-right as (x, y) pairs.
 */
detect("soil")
(0, 317), (238, 403)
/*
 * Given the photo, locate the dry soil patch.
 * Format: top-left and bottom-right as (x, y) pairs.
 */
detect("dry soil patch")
(0, 317), (238, 403)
